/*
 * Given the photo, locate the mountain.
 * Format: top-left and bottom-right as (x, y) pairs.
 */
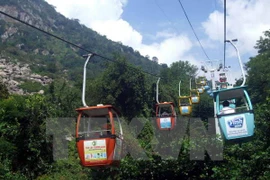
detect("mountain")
(0, 0), (162, 94)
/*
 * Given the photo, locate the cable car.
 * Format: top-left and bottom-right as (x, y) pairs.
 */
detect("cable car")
(178, 80), (192, 115)
(196, 85), (204, 94)
(204, 83), (210, 91)
(178, 96), (192, 116)
(197, 88), (204, 94)
(220, 82), (228, 89)
(190, 78), (200, 104)
(219, 72), (227, 82)
(197, 76), (207, 86)
(190, 89), (200, 104)
(155, 78), (176, 130)
(195, 77), (205, 94)
(75, 54), (123, 167)
(214, 86), (254, 140)
(155, 102), (177, 130)
(214, 39), (255, 141)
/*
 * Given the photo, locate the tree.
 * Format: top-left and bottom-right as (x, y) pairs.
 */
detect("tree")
(91, 55), (151, 121)
(246, 29), (270, 104)
(0, 81), (9, 99)
(152, 56), (158, 63)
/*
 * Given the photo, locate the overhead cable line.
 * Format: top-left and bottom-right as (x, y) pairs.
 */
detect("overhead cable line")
(0, 10), (160, 78)
(155, 0), (179, 33)
(224, 0), (227, 68)
(213, 0), (223, 61)
(154, 0), (191, 48)
(177, 0), (211, 61)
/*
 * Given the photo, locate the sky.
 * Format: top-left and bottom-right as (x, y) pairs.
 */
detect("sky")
(44, 0), (270, 82)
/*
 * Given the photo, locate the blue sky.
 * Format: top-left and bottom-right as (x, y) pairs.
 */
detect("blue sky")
(45, 0), (270, 82)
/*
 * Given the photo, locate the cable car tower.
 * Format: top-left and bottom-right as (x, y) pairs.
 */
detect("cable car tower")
(75, 54), (123, 168)
(201, 60), (223, 137)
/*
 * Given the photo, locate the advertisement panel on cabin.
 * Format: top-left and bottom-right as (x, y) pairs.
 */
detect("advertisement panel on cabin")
(224, 115), (248, 137)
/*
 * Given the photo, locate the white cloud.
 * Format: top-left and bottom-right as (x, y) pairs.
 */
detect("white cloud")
(155, 30), (177, 39)
(202, 10), (223, 42)
(46, 0), (127, 22)
(202, 0), (270, 57)
(138, 35), (193, 65)
(45, 0), (195, 66)
(91, 19), (143, 49)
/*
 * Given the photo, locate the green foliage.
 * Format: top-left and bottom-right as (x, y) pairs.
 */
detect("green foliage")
(0, 81), (9, 99)
(0, 95), (54, 179)
(89, 55), (151, 121)
(158, 61), (198, 105)
(19, 80), (44, 93)
(0, 0), (162, 84)
(44, 80), (81, 117)
(192, 93), (214, 118)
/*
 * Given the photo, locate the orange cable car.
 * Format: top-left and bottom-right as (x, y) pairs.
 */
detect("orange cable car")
(155, 78), (176, 130)
(75, 54), (123, 168)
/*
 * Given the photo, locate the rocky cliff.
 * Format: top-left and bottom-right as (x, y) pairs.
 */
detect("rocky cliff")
(0, 57), (52, 95)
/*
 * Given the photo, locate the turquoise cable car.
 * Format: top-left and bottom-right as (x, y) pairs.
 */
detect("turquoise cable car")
(215, 39), (256, 141)
(214, 86), (255, 140)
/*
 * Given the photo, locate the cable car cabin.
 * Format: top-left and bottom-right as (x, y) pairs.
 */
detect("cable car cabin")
(155, 102), (176, 130)
(178, 96), (192, 116)
(195, 83), (205, 94)
(190, 89), (200, 104)
(200, 80), (206, 86)
(219, 73), (227, 83)
(220, 82), (228, 89)
(76, 105), (123, 168)
(204, 85), (210, 91)
(195, 79), (206, 94)
(214, 86), (255, 140)
(196, 76), (207, 86)
(197, 87), (204, 94)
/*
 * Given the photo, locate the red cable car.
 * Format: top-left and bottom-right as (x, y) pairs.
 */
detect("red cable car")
(155, 78), (176, 130)
(155, 102), (176, 130)
(75, 54), (123, 168)
(76, 105), (123, 167)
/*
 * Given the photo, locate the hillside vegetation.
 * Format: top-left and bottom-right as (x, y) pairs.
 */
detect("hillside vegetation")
(0, 0), (161, 94)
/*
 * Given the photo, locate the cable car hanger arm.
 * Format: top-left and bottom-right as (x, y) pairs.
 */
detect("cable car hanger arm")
(225, 39), (246, 86)
(82, 54), (94, 107)
(179, 80), (181, 96)
(156, 77), (160, 104)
